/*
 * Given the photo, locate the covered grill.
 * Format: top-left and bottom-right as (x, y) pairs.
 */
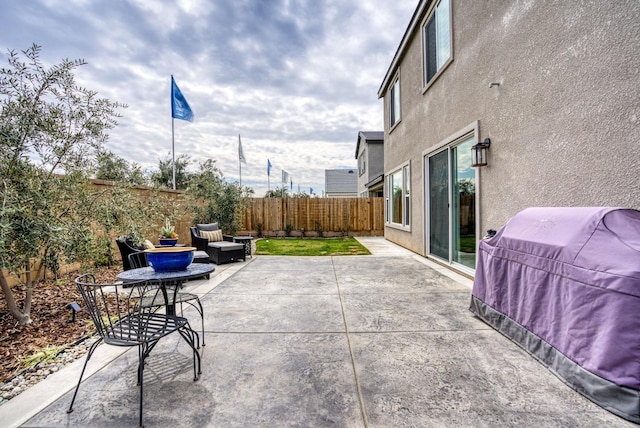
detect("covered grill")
(470, 207), (640, 423)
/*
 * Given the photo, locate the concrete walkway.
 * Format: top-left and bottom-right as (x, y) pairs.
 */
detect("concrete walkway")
(3, 237), (633, 427)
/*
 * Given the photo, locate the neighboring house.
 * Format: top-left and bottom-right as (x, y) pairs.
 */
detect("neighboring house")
(355, 131), (385, 197)
(378, 0), (640, 277)
(325, 169), (358, 198)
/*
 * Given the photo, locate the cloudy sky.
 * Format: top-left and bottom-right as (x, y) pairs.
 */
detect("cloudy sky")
(2, 0), (417, 196)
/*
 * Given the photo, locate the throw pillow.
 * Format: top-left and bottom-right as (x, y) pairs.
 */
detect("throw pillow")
(201, 229), (223, 242)
(143, 239), (155, 250)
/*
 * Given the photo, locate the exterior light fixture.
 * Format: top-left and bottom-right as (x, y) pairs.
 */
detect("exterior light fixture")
(66, 301), (82, 323)
(471, 138), (491, 167)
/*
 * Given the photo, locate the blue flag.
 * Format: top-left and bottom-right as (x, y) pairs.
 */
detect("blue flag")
(267, 159), (272, 176)
(310, 187), (314, 195)
(290, 178), (293, 190)
(171, 75), (194, 122)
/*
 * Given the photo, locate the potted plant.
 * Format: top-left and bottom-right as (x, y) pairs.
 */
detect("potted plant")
(159, 218), (179, 246)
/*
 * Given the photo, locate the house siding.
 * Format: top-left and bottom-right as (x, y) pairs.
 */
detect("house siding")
(356, 135), (384, 196)
(381, 0), (640, 260)
(325, 169), (358, 197)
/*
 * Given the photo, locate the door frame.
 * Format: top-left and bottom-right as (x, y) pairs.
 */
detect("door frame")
(422, 121), (481, 275)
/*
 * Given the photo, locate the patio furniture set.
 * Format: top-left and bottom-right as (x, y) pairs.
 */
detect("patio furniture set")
(69, 223), (250, 426)
(116, 222), (250, 268)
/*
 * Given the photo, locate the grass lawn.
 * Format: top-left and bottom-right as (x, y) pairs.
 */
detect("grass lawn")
(255, 237), (371, 256)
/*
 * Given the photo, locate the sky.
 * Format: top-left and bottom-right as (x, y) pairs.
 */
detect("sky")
(1, 0), (418, 196)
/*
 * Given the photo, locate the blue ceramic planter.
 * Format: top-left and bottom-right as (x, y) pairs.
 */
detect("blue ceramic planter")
(146, 247), (195, 272)
(158, 238), (178, 246)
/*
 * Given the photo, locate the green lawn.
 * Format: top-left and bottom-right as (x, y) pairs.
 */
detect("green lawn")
(255, 237), (371, 256)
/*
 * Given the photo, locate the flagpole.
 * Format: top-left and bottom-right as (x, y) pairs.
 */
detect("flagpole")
(170, 74), (194, 191)
(171, 118), (176, 190)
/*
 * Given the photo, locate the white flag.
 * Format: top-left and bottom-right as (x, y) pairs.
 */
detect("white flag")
(238, 135), (246, 164)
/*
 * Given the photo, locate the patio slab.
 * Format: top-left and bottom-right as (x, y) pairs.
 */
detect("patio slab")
(5, 237), (635, 427)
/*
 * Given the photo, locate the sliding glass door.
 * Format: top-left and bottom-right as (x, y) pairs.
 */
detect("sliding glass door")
(428, 150), (449, 259)
(427, 136), (477, 270)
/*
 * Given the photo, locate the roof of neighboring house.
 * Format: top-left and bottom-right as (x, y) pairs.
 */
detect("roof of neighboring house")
(377, 0), (429, 98)
(325, 169), (357, 194)
(355, 131), (384, 159)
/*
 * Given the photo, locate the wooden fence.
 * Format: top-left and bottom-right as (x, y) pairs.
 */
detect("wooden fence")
(242, 197), (384, 237)
(1, 185), (383, 286)
(88, 181), (384, 238)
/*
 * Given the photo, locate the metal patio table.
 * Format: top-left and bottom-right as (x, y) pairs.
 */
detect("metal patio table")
(117, 263), (215, 315)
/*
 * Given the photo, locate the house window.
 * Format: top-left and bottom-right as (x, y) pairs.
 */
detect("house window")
(386, 163), (410, 228)
(358, 148), (366, 176)
(423, 0), (451, 86)
(389, 76), (400, 127)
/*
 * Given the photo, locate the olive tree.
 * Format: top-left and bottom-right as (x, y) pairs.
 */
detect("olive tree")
(151, 153), (192, 190)
(95, 149), (147, 186)
(0, 44), (125, 325)
(187, 159), (253, 235)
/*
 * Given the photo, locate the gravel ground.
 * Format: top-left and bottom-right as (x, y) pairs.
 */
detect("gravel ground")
(0, 336), (99, 406)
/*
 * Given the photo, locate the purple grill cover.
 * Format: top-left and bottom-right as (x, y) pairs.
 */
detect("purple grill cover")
(471, 207), (640, 421)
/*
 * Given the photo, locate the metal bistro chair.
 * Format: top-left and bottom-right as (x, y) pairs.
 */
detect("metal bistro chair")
(128, 251), (206, 346)
(68, 274), (201, 428)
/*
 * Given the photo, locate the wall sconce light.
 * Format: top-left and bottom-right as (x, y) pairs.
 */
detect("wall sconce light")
(471, 138), (491, 167)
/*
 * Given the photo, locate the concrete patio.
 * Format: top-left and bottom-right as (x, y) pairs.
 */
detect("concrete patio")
(2, 237), (634, 427)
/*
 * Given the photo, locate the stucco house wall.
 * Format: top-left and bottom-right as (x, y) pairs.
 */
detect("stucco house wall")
(380, 0), (640, 268)
(356, 131), (384, 197)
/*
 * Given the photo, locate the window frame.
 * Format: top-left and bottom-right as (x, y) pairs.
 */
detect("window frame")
(358, 148), (366, 176)
(389, 74), (401, 129)
(421, 0), (453, 91)
(385, 161), (411, 230)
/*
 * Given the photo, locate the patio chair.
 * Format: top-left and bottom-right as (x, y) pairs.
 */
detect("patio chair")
(115, 236), (144, 271)
(190, 225), (245, 264)
(67, 274), (201, 428)
(128, 251), (206, 346)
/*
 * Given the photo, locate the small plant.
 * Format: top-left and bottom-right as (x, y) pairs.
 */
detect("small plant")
(256, 222), (263, 238)
(21, 345), (65, 369)
(161, 218), (178, 239)
(315, 221), (324, 238)
(285, 222), (293, 237)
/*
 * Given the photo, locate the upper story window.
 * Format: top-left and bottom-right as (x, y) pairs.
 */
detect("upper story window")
(423, 0), (451, 86)
(389, 75), (401, 127)
(358, 148), (366, 176)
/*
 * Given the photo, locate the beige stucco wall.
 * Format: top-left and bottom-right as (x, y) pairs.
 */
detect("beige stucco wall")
(382, 0), (640, 258)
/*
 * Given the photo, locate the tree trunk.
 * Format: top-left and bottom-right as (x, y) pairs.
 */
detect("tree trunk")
(0, 273), (31, 325)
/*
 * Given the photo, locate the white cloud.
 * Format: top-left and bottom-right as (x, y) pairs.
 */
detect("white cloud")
(1, 0), (417, 195)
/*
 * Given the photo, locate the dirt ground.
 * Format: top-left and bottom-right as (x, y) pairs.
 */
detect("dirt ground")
(0, 265), (120, 383)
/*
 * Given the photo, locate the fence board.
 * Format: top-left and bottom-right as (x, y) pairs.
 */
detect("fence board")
(242, 197), (383, 236)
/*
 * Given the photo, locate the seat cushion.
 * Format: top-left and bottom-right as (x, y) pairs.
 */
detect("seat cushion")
(209, 242), (243, 252)
(197, 223), (219, 232)
(192, 250), (210, 263)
